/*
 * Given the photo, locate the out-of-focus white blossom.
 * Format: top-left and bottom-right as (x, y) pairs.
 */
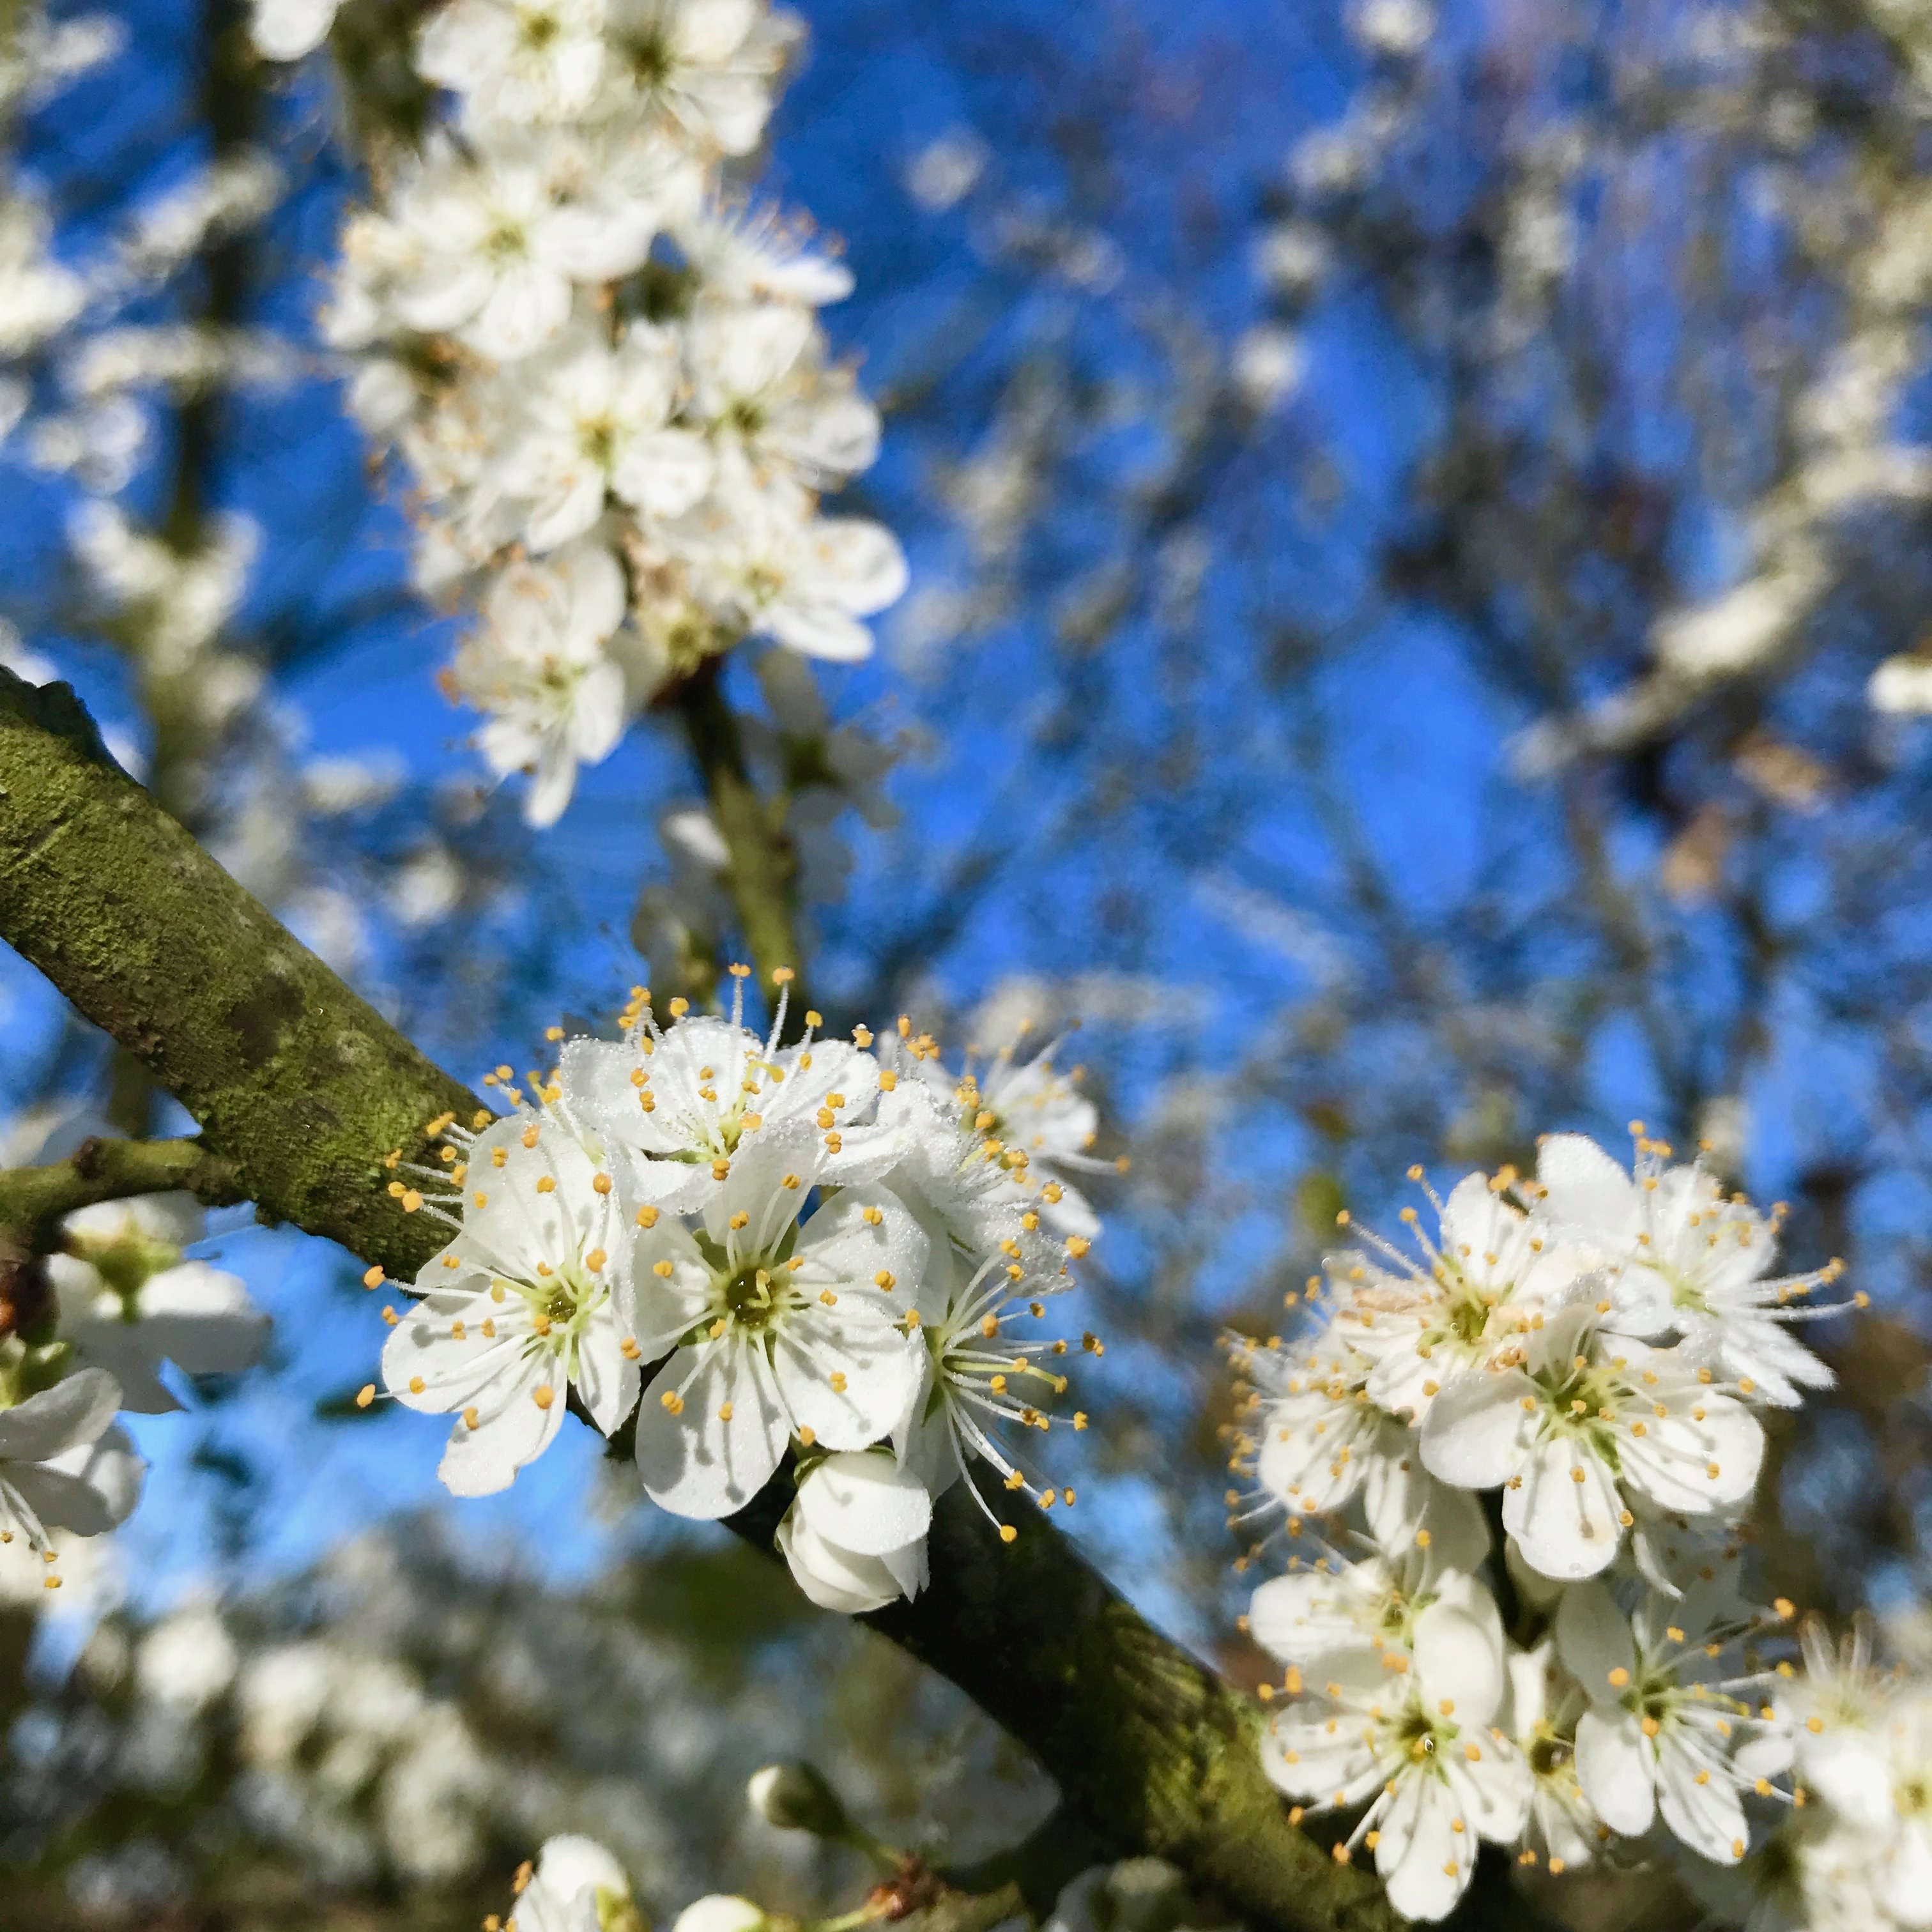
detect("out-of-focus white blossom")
(328, 0), (901, 816)
(250, 0), (339, 59)
(49, 1194), (270, 1413)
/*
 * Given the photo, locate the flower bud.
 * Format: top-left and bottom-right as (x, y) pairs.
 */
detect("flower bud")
(671, 1896), (765, 1932)
(747, 1759), (852, 1838)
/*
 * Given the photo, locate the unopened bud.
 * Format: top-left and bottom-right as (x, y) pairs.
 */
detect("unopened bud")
(747, 1760), (851, 1839)
(671, 1898), (765, 1932)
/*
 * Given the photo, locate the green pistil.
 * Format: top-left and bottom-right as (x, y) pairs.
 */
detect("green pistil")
(579, 417), (618, 470)
(73, 1231), (182, 1315)
(1392, 1699), (1459, 1775)
(484, 222), (527, 264)
(509, 1262), (605, 1375)
(1662, 1266), (1708, 1314)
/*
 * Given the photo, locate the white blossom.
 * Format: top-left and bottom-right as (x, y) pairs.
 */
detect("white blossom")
(1420, 1299), (1764, 1582)
(48, 1193), (270, 1413)
(496, 323), (714, 549)
(383, 136), (664, 363)
(1328, 1169), (1597, 1423)
(0, 1367), (142, 1556)
(1557, 1575), (1784, 1867)
(1259, 1565), (1530, 1920)
(673, 201), (854, 307)
(1499, 1640), (1604, 1875)
(448, 540), (630, 826)
(685, 301), (879, 491)
(890, 1220), (1075, 1509)
(627, 1128), (925, 1517)
(561, 981), (883, 1211)
(382, 1110), (640, 1496)
(416, 0), (610, 127)
(1536, 1131), (1844, 1406)
(1234, 1329), (1421, 1522)
(666, 475), (907, 663)
(596, 0), (799, 155)
(507, 1834), (635, 1932)
(776, 1447), (930, 1613)
(1246, 1499), (1491, 1680)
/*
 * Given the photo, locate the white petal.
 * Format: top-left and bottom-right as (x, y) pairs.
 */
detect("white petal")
(763, 602), (875, 663)
(466, 263), (571, 361)
(1574, 1707), (1655, 1836)
(436, 1356), (565, 1497)
(795, 1450), (931, 1556)
(1413, 1587), (1506, 1728)
(774, 1510), (900, 1613)
(634, 1337), (786, 1517)
(574, 1306), (640, 1438)
(1419, 1368), (1538, 1489)
(615, 429), (714, 518)
(1377, 1774), (1469, 1922)
(1501, 1436), (1625, 1581)
(1248, 1571), (1368, 1673)
(770, 1305), (918, 1452)
(1554, 1579), (1638, 1696)
(1443, 1740), (1532, 1845)
(135, 1261), (270, 1375)
(0, 1367), (122, 1462)
(1535, 1135), (1638, 1239)
(1655, 1732), (1746, 1864)
(1619, 1390), (1763, 1517)
(10, 1422), (145, 1533)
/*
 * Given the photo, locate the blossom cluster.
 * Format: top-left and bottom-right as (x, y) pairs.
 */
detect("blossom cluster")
(374, 977), (1107, 1613)
(263, 0), (907, 827)
(1227, 1130), (1872, 1922)
(0, 1192), (270, 1585)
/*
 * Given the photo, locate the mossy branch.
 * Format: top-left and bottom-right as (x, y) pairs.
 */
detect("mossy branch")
(0, 669), (475, 1279)
(0, 1136), (243, 1250)
(0, 669), (1552, 1932)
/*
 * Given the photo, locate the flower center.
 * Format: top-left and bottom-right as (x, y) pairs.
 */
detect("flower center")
(620, 27), (673, 86)
(484, 220), (528, 264)
(518, 5), (561, 48)
(579, 415), (619, 470)
(1390, 1698), (1458, 1771)
(1528, 1354), (1627, 1463)
(1660, 1264), (1709, 1314)
(506, 1262), (605, 1372)
(75, 1230), (181, 1312)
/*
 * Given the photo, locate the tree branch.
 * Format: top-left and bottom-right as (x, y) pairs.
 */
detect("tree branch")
(675, 657), (815, 1024)
(0, 1136), (243, 1250)
(0, 669), (1551, 1932)
(0, 669), (475, 1279)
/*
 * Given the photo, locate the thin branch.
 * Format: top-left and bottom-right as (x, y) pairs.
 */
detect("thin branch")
(0, 1136), (243, 1250)
(675, 656), (816, 1025)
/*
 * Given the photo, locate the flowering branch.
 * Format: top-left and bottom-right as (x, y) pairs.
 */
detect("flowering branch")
(0, 1137), (242, 1251)
(0, 664), (1559, 1932)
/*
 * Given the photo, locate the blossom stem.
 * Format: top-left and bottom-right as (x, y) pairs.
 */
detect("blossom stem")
(0, 1137), (244, 1251)
(677, 656), (816, 1031)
